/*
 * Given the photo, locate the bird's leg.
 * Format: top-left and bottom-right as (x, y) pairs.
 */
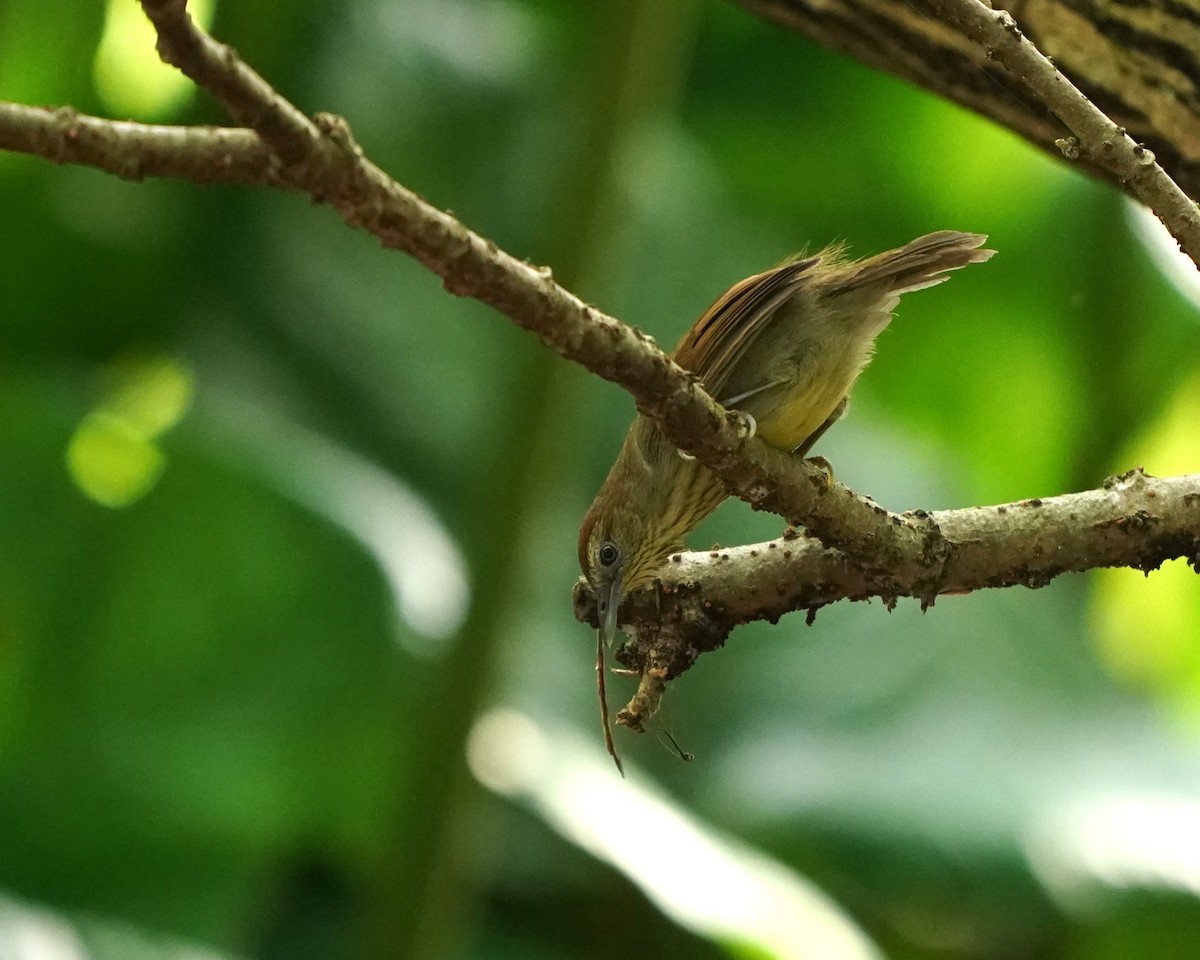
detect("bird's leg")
(789, 397), (847, 487)
(792, 397), (847, 459)
(677, 380), (781, 460)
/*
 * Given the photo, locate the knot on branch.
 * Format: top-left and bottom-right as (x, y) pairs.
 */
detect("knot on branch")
(1055, 136), (1081, 160)
(906, 508), (954, 609)
(314, 112), (362, 159)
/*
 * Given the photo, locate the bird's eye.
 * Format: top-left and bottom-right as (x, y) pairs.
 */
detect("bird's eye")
(598, 541), (619, 567)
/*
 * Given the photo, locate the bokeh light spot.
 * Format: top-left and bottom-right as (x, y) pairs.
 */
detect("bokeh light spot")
(65, 355), (194, 509)
(1092, 371), (1200, 721)
(66, 411), (165, 508)
(94, 0), (216, 121)
(106, 354), (195, 437)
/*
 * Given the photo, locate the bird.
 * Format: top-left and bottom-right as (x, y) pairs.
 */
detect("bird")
(577, 230), (994, 769)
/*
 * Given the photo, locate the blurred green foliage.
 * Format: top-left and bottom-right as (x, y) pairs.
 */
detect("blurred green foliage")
(2, 1), (1200, 959)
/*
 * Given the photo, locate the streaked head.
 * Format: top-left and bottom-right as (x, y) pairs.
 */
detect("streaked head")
(578, 418), (727, 645)
(580, 478), (684, 775)
(578, 496), (660, 648)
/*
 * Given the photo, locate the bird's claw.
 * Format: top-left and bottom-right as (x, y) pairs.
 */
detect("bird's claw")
(678, 411), (755, 459)
(808, 455), (835, 486)
(736, 411), (757, 439)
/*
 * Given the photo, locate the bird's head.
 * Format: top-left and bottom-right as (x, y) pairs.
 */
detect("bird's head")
(577, 492), (667, 647)
(578, 418), (724, 645)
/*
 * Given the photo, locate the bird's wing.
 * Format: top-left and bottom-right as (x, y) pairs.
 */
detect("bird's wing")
(671, 256), (818, 403)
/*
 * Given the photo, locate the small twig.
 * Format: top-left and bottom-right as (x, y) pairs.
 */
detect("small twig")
(928, 0), (1200, 269)
(616, 667), (669, 733)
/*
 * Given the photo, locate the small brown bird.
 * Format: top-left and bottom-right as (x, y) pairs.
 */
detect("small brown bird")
(578, 231), (993, 765)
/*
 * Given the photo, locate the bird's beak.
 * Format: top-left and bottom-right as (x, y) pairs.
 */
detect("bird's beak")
(597, 571), (623, 648)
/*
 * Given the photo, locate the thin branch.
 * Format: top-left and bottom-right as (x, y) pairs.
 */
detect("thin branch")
(571, 469), (1200, 729)
(0, 14), (929, 580)
(928, 0), (1200, 269)
(0, 103), (284, 185)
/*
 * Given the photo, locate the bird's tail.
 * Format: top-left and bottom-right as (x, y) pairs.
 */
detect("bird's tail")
(834, 230), (994, 296)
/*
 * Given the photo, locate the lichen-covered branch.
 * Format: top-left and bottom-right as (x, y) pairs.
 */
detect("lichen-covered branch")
(572, 469), (1200, 729)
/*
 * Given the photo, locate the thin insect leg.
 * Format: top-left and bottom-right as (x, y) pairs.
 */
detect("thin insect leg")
(597, 630), (625, 777)
(657, 728), (695, 763)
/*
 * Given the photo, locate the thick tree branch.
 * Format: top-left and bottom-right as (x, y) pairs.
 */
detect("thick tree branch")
(929, 0), (1200, 268)
(736, 0), (1200, 221)
(572, 469), (1200, 729)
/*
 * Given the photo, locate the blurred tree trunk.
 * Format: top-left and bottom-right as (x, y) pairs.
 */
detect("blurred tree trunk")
(734, 0), (1200, 202)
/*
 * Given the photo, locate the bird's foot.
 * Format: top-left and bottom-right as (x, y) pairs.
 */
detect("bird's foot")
(807, 455), (835, 486)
